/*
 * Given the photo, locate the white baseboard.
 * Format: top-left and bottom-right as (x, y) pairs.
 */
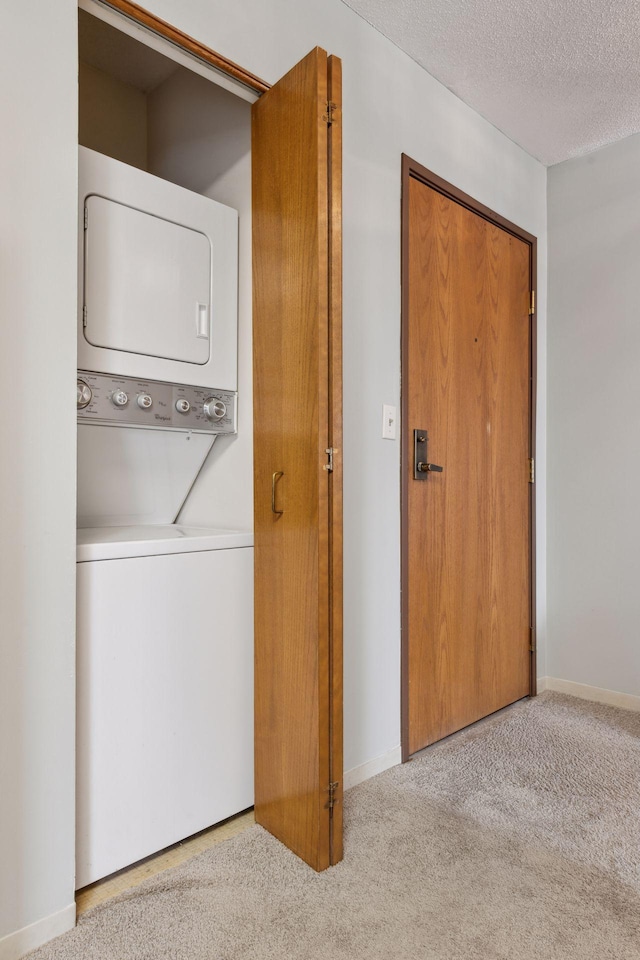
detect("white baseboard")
(539, 676), (640, 712)
(0, 903), (75, 960)
(344, 745), (402, 791)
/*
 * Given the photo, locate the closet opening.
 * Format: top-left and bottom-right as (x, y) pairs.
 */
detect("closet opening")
(76, 0), (256, 892)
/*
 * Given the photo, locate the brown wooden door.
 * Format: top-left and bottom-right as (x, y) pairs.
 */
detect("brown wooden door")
(402, 161), (535, 758)
(252, 48), (343, 870)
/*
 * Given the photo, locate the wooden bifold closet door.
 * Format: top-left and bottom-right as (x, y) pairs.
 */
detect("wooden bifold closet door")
(252, 47), (343, 871)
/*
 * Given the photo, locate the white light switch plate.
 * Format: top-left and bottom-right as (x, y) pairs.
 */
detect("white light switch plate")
(382, 404), (397, 440)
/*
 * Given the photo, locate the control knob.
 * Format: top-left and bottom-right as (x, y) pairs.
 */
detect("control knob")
(175, 398), (191, 414)
(111, 389), (128, 407)
(137, 393), (153, 410)
(203, 397), (227, 421)
(77, 379), (92, 409)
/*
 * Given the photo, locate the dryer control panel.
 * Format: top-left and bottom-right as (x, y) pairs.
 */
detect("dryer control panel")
(77, 371), (236, 434)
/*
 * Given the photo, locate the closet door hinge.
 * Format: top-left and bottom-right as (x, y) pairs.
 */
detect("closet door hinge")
(324, 447), (336, 472)
(82, 305), (88, 327)
(326, 781), (340, 813)
(529, 628), (536, 654)
(528, 458), (535, 483)
(529, 290), (535, 316)
(84, 206), (88, 230)
(322, 101), (338, 126)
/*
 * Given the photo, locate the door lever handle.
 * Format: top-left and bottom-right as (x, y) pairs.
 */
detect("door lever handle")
(414, 429), (443, 480)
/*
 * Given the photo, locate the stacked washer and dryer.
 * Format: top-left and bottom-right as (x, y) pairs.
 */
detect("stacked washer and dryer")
(75, 147), (253, 888)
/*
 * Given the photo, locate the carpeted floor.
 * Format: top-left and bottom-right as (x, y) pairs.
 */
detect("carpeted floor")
(29, 693), (640, 959)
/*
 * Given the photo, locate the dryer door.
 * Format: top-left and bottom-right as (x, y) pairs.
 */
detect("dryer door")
(83, 196), (211, 364)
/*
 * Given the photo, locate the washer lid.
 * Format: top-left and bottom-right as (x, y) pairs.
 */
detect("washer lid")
(77, 524), (254, 562)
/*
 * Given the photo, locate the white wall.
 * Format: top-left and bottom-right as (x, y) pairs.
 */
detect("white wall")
(143, 0), (549, 768)
(0, 0), (78, 954)
(79, 61), (148, 169)
(1, 0), (547, 951)
(547, 134), (640, 697)
(147, 69), (254, 532)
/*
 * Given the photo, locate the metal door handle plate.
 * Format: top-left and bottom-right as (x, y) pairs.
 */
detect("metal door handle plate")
(413, 429), (444, 480)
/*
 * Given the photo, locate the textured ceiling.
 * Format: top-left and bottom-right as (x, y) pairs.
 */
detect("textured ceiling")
(340, 0), (640, 165)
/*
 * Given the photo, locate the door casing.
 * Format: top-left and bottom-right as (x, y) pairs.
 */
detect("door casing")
(93, 0), (270, 94)
(400, 154), (538, 762)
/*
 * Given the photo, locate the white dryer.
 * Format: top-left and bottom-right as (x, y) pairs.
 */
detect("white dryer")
(78, 146), (238, 389)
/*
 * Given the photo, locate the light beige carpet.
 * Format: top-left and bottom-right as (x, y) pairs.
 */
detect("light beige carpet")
(29, 693), (640, 959)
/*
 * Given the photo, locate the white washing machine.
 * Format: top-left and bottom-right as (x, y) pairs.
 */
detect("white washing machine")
(76, 523), (253, 889)
(75, 151), (253, 888)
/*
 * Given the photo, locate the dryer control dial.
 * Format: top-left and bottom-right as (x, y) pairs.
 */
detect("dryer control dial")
(137, 393), (153, 410)
(175, 398), (191, 414)
(111, 389), (129, 407)
(203, 397), (227, 421)
(77, 379), (92, 409)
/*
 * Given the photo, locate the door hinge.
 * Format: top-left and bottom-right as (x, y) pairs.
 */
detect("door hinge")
(82, 305), (88, 327)
(322, 100), (337, 126)
(84, 206), (88, 230)
(528, 457), (535, 483)
(326, 781), (340, 813)
(324, 447), (335, 472)
(529, 628), (536, 654)
(529, 290), (535, 316)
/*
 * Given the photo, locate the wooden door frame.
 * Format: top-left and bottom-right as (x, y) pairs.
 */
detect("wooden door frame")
(94, 0), (270, 93)
(400, 154), (538, 762)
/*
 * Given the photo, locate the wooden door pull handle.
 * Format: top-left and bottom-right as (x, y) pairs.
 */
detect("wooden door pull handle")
(271, 471), (284, 515)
